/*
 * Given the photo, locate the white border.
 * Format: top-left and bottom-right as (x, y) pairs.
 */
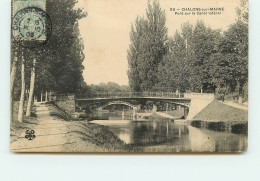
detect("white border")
(0, 0), (259, 180)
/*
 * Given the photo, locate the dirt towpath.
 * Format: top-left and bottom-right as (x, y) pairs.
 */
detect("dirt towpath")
(11, 103), (132, 152)
(221, 101), (248, 111)
(11, 103), (73, 152)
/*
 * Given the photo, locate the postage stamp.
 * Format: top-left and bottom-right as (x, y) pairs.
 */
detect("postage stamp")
(11, 0), (51, 47)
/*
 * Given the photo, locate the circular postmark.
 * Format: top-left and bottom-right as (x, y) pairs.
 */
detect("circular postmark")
(12, 7), (52, 48)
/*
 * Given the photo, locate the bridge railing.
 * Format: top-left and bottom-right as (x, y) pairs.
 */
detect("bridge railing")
(91, 92), (184, 99)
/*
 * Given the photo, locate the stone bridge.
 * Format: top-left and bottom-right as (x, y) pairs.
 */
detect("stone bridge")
(48, 92), (215, 120)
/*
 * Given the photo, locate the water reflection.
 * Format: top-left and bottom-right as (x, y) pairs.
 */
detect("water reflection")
(188, 126), (248, 152)
(89, 111), (248, 152)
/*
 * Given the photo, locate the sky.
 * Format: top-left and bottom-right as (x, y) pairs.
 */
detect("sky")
(77, 0), (240, 85)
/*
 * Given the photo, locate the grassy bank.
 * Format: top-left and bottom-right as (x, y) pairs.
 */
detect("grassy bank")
(191, 100), (248, 134)
(64, 121), (138, 152)
(48, 101), (74, 121)
(147, 113), (174, 121)
(194, 100), (247, 122)
(53, 103), (139, 152)
(165, 108), (184, 118)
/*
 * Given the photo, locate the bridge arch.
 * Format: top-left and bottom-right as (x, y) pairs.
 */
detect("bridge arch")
(98, 101), (138, 110)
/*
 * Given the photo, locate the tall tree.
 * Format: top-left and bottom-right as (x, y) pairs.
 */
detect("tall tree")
(26, 58), (36, 117)
(214, 20), (248, 96)
(35, 0), (86, 95)
(236, 0), (248, 24)
(17, 56), (25, 122)
(157, 22), (194, 92)
(10, 55), (18, 123)
(191, 20), (220, 93)
(156, 31), (189, 92)
(128, 0), (168, 91)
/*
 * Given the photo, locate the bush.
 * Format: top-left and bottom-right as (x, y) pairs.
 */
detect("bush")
(231, 123), (248, 134)
(190, 120), (203, 128)
(208, 122), (226, 132)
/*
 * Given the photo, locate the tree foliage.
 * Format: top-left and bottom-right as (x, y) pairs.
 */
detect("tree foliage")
(128, 0), (168, 91)
(88, 82), (130, 96)
(212, 20), (248, 96)
(128, 1), (248, 100)
(12, 0), (87, 99)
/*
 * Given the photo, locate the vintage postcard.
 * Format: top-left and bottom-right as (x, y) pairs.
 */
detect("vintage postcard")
(10, 0), (248, 153)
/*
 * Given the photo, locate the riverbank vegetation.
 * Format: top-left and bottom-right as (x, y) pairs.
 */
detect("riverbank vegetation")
(194, 100), (247, 122)
(190, 100), (248, 134)
(128, 0), (248, 101)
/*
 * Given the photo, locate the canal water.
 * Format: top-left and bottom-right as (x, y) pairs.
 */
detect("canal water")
(89, 111), (248, 152)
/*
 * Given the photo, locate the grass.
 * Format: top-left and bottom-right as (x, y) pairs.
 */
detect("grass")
(165, 108), (184, 118)
(76, 122), (138, 152)
(191, 100), (248, 134)
(194, 100), (248, 122)
(48, 101), (73, 121)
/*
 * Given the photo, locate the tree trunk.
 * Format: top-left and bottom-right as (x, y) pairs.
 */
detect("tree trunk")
(26, 58), (36, 117)
(18, 58), (25, 122)
(10, 57), (18, 123)
(45, 91), (48, 102)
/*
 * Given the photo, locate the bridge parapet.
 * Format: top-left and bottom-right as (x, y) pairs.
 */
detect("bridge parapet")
(91, 92), (184, 99)
(184, 93), (215, 100)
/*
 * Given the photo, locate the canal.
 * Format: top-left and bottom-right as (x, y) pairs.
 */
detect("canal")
(88, 111), (248, 152)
